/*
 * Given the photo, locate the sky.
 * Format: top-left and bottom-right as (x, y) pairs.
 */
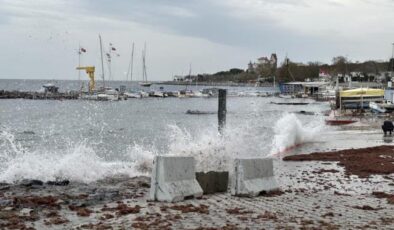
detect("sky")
(0, 0), (393, 81)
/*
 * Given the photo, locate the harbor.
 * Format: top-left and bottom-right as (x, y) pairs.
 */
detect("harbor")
(1, 53), (394, 228)
(1, 80), (394, 228)
(1, 0), (394, 229)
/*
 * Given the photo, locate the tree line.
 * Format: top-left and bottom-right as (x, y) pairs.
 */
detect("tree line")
(184, 56), (393, 83)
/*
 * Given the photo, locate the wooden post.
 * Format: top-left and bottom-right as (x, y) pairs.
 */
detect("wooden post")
(218, 89), (227, 134)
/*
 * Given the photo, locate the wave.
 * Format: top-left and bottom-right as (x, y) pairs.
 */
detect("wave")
(269, 113), (323, 156)
(0, 130), (155, 183)
(0, 112), (323, 183)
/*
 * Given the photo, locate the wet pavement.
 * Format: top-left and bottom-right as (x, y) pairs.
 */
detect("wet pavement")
(0, 157), (393, 229)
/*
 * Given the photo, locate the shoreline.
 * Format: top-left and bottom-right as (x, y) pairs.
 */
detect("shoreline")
(1, 145), (393, 229)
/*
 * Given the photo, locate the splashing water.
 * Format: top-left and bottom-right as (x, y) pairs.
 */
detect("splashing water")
(269, 113), (323, 156)
(0, 129), (155, 183)
(166, 120), (271, 172)
(0, 111), (324, 183)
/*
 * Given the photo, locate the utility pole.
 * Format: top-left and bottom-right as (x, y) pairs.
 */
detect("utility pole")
(391, 43), (394, 79)
(392, 43), (394, 59)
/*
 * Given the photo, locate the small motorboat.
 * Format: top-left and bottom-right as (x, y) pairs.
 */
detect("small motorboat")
(325, 110), (357, 125)
(139, 91), (149, 98)
(150, 91), (165, 97)
(295, 111), (316, 115)
(270, 102), (310, 105)
(278, 94), (295, 99)
(139, 82), (152, 87)
(124, 92), (141, 99)
(325, 119), (357, 125)
(369, 102), (386, 113)
(186, 110), (216, 115)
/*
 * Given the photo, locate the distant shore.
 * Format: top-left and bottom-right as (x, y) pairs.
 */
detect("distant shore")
(157, 81), (275, 87)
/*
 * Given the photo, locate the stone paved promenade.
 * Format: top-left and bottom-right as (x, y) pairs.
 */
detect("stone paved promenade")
(1, 160), (393, 229)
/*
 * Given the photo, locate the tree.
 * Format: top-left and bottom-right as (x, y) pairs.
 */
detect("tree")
(331, 56), (348, 75)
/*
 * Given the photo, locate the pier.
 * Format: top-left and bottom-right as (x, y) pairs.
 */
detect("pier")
(0, 90), (79, 100)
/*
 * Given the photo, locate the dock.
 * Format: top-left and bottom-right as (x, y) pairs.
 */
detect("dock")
(0, 90), (79, 100)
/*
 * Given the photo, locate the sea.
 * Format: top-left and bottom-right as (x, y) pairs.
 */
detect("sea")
(0, 79), (388, 183)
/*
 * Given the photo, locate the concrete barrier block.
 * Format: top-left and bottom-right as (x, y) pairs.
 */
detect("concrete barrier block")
(196, 171), (229, 194)
(149, 156), (203, 202)
(231, 158), (279, 197)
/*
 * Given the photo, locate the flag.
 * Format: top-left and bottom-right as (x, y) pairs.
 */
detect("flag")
(80, 47), (87, 53)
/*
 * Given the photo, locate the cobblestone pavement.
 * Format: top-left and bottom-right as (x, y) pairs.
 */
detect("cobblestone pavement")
(38, 190), (394, 229)
(1, 160), (393, 229)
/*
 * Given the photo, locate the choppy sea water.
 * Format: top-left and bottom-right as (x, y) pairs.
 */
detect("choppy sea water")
(0, 79), (388, 183)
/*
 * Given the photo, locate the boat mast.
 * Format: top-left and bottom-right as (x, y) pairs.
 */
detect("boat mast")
(78, 43), (81, 81)
(126, 43), (135, 84)
(131, 42), (135, 82)
(99, 35), (105, 88)
(108, 44), (112, 81)
(142, 42), (147, 82)
(189, 63), (192, 89)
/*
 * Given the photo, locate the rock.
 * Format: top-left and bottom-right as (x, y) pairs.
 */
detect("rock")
(0, 210), (14, 219)
(55, 199), (65, 205)
(105, 191), (120, 199)
(0, 183), (10, 191)
(0, 199), (12, 206)
(46, 180), (70, 186)
(88, 193), (105, 201)
(19, 208), (33, 216)
(20, 179), (44, 187)
(0, 185), (10, 191)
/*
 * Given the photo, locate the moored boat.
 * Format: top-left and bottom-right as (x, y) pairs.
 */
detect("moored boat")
(369, 102), (387, 113)
(124, 92), (141, 98)
(139, 82), (152, 87)
(325, 119), (357, 125)
(325, 110), (357, 125)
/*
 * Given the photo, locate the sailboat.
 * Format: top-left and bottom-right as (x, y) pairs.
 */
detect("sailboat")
(139, 43), (152, 87)
(124, 43), (141, 98)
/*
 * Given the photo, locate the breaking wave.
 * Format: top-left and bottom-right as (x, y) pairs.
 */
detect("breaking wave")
(0, 112), (323, 183)
(0, 129), (155, 183)
(270, 113), (323, 155)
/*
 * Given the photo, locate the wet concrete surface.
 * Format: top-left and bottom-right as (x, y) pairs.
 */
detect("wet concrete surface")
(0, 155), (393, 229)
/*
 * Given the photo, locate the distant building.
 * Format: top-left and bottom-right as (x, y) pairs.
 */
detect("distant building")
(279, 81), (329, 96)
(247, 53), (278, 76)
(319, 68), (330, 78)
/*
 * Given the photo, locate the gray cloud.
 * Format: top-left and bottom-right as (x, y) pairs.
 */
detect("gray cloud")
(79, 0), (304, 48)
(0, 0), (393, 80)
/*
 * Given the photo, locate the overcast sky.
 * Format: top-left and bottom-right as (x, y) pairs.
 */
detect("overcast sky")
(0, 0), (393, 81)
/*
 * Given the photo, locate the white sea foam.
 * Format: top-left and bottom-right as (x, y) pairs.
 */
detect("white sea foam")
(0, 112), (323, 183)
(269, 113), (323, 155)
(0, 130), (154, 183)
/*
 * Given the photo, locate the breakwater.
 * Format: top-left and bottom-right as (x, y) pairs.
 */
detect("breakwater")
(0, 90), (79, 100)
